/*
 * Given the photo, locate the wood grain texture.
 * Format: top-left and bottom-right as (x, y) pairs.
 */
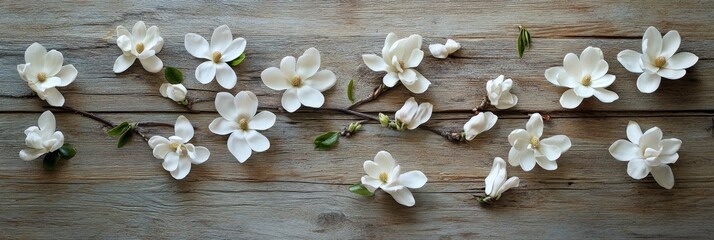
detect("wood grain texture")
(1, 1), (713, 239)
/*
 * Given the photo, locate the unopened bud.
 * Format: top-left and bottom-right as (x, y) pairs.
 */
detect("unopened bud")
(348, 122), (362, 133)
(379, 113), (390, 127)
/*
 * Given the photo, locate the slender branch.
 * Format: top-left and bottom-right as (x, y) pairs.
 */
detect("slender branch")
(347, 84), (392, 110)
(135, 121), (175, 128)
(322, 107), (381, 122)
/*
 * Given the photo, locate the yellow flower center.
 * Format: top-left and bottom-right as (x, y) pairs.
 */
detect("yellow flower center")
(37, 73), (47, 83)
(212, 51), (222, 63)
(170, 142), (187, 156)
(135, 43), (145, 54)
(581, 75), (591, 86)
(239, 118), (249, 130)
(654, 56), (666, 68)
(291, 75), (302, 87)
(530, 136), (540, 149)
(379, 172), (389, 184)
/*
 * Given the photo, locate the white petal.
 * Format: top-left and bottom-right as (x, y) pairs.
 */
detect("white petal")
(261, 67), (291, 90)
(534, 157), (558, 171)
(191, 146), (210, 164)
(143, 26), (159, 50)
(526, 113), (543, 138)
(660, 138), (682, 155)
(148, 136), (169, 149)
(639, 127), (663, 150)
(363, 161), (382, 179)
(508, 129), (530, 147)
(25, 43), (47, 65)
(195, 61), (217, 84)
(303, 70), (336, 92)
(579, 46), (603, 74)
(280, 56), (296, 76)
(248, 111), (276, 130)
(517, 149), (536, 171)
(174, 115), (194, 141)
(139, 55), (163, 73)
(208, 118), (238, 135)
(281, 88), (301, 113)
(617, 50), (644, 73)
(398, 68), (417, 85)
(538, 142), (562, 161)
(153, 142), (173, 159)
(590, 74), (615, 88)
(215, 92), (238, 120)
(20, 148), (46, 161)
(627, 159), (650, 179)
(463, 112), (498, 141)
(545, 67), (565, 86)
(184, 33), (211, 59)
(636, 71), (661, 93)
(656, 153), (679, 165)
(485, 157), (507, 196)
(297, 86), (325, 108)
(592, 88), (619, 103)
(650, 165), (674, 189)
(228, 132), (252, 163)
(113, 54), (136, 73)
(660, 31), (681, 59)
(657, 69), (685, 80)
(296, 47), (320, 79)
(398, 171), (427, 189)
(215, 63), (237, 89)
(383, 72), (399, 87)
(171, 157), (192, 180)
(44, 88), (65, 107)
(38, 110), (56, 134)
(608, 139), (640, 161)
(116, 25), (131, 38)
(407, 102), (432, 130)
(221, 38), (246, 62)
(382, 33), (398, 58)
(386, 187), (416, 207)
(245, 130), (270, 152)
(404, 49), (423, 68)
(361, 176), (382, 191)
(374, 151), (396, 172)
(395, 97), (418, 124)
(590, 60), (609, 80)
(445, 39), (461, 53)
(362, 54), (389, 72)
(574, 85), (595, 98)
(642, 26), (662, 57)
(560, 89), (583, 109)
(162, 152), (179, 171)
(495, 177), (519, 198)
(664, 52), (698, 70)
(626, 121), (643, 143)
(131, 21), (146, 42)
(39, 77), (61, 90)
(401, 34), (423, 60)
(44, 50), (64, 76)
(235, 91), (258, 119)
(403, 71), (430, 94)
(563, 53), (582, 79)
(116, 35), (133, 52)
(210, 25), (233, 53)
(429, 44), (448, 59)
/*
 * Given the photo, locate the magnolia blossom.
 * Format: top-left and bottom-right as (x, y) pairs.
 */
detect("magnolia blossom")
(209, 91), (276, 163)
(159, 83), (188, 103)
(463, 112), (498, 141)
(20, 111), (64, 161)
(618, 26), (699, 93)
(428, 39), (461, 58)
(17, 43), (77, 107)
(395, 97), (433, 130)
(508, 113), (571, 171)
(362, 33), (431, 94)
(486, 75), (518, 109)
(361, 151), (427, 207)
(260, 48), (336, 112)
(113, 21), (164, 73)
(608, 121), (682, 189)
(545, 46), (618, 109)
(185, 25), (246, 89)
(149, 116), (210, 180)
(484, 157), (520, 200)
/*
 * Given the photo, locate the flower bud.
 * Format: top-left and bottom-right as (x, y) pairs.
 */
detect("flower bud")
(379, 113), (390, 127)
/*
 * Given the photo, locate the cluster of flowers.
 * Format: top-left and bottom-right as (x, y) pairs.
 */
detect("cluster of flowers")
(17, 23), (693, 207)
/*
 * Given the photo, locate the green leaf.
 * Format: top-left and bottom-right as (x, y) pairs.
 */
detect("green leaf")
(164, 67), (184, 84)
(107, 122), (131, 137)
(229, 53), (246, 67)
(347, 79), (355, 103)
(58, 144), (77, 160)
(314, 132), (340, 150)
(517, 26), (532, 59)
(349, 183), (375, 196)
(43, 151), (60, 170)
(117, 130), (133, 148)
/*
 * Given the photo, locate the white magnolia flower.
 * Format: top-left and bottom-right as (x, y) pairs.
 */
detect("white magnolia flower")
(149, 116), (210, 180)
(617, 26), (699, 93)
(484, 157), (520, 200)
(608, 121), (682, 189)
(185, 25), (246, 89)
(428, 39), (461, 59)
(361, 151), (427, 207)
(20, 111), (64, 161)
(508, 113), (572, 171)
(209, 91), (276, 163)
(260, 48), (336, 112)
(395, 97), (433, 130)
(486, 75), (518, 109)
(545, 46), (618, 109)
(362, 33), (431, 94)
(113, 21), (164, 73)
(159, 83), (188, 103)
(17, 43), (77, 107)
(463, 112), (498, 141)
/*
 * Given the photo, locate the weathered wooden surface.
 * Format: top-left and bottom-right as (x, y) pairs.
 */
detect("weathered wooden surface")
(1, 1), (713, 239)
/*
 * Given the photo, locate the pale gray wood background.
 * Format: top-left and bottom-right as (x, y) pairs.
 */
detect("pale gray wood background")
(1, 1), (713, 239)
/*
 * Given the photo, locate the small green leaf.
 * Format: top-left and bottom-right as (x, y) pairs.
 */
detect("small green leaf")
(107, 122), (131, 137)
(43, 151), (60, 170)
(349, 183), (375, 196)
(58, 144), (77, 160)
(229, 53), (246, 67)
(164, 67), (184, 84)
(314, 132), (340, 150)
(517, 26), (532, 59)
(117, 128), (134, 148)
(347, 79), (355, 103)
